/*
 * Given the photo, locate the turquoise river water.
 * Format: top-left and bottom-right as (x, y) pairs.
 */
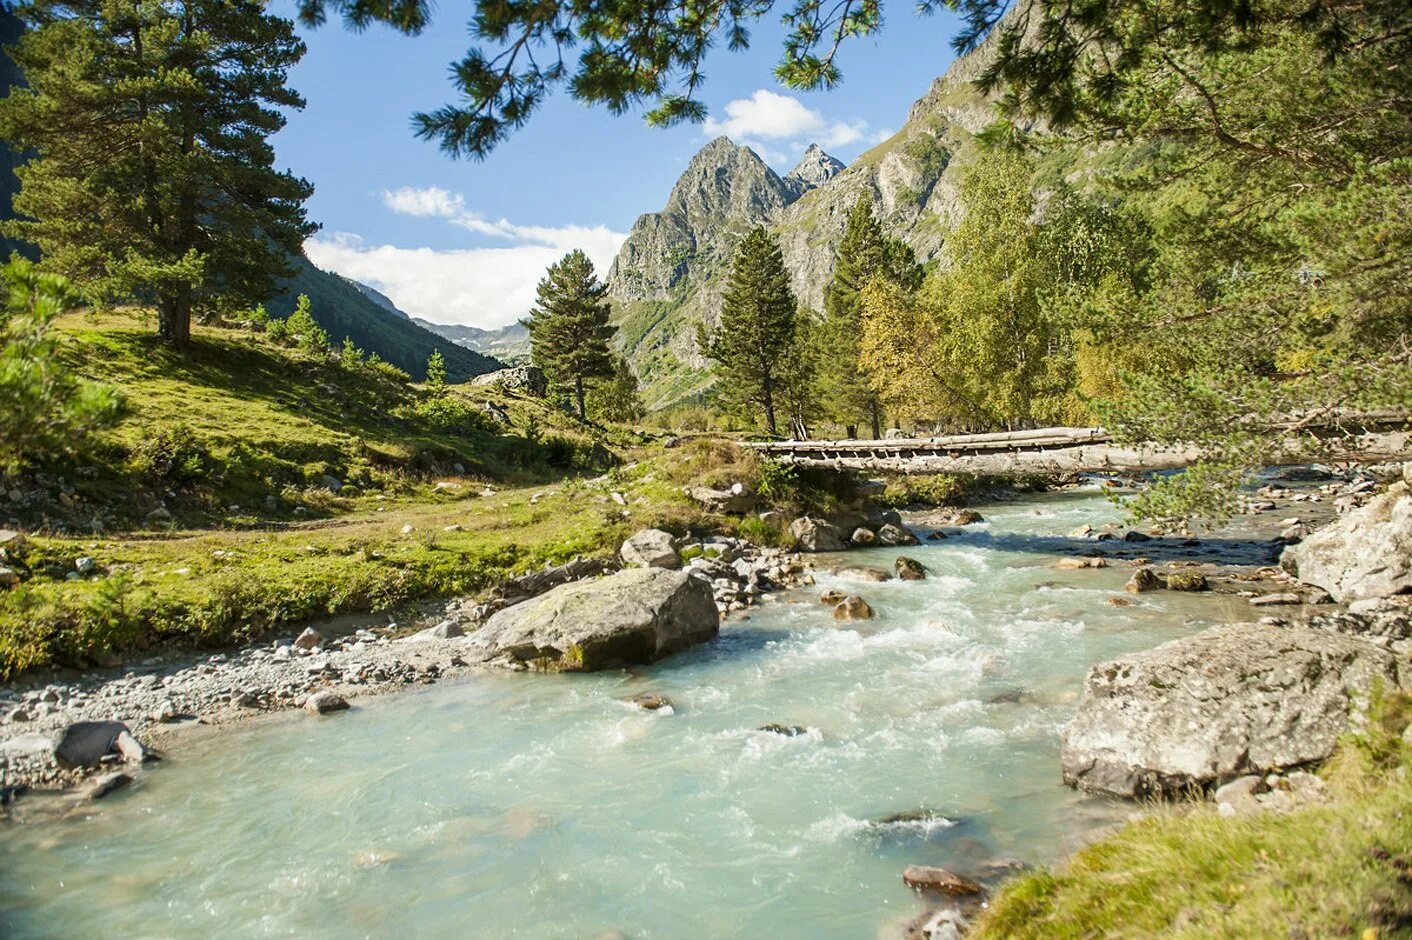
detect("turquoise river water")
(0, 488), (1267, 938)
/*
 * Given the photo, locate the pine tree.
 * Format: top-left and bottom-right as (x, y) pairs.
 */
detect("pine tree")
(819, 195), (921, 438)
(0, 0), (316, 346)
(524, 250), (614, 421)
(425, 349), (447, 394)
(284, 294), (327, 353)
(698, 227), (798, 435)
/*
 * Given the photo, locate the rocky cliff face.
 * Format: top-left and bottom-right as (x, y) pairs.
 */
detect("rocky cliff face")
(608, 11), (1025, 408)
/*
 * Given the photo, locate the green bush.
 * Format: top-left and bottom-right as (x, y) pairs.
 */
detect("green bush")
(411, 395), (496, 434)
(878, 473), (968, 508)
(130, 425), (210, 483)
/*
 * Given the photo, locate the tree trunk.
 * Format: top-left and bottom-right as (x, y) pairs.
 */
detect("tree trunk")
(761, 374), (777, 436)
(869, 398), (882, 440)
(157, 292), (191, 346)
(574, 375), (586, 422)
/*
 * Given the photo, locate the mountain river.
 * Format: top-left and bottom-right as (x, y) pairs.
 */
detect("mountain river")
(0, 486), (1274, 938)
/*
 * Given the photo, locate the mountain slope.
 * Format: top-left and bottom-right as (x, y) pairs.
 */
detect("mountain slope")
(269, 255), (503, 382)
(607, 15), (1023, 409)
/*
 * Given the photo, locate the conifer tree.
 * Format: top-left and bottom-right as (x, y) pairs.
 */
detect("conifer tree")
(819, 195), (921, 438)
(425, 349), (447, 394)
(0, 0), (316, 346)
(524, 250), (614, 421)
(698, 227), (798, 435)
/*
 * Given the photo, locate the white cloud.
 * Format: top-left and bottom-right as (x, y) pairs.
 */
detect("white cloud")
(305, 208), (627, 330)
(702, 89), (890, 159)
(381, 186), (466, 219)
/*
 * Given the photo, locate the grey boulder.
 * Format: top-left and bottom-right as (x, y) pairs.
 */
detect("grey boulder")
(472, 567), (718, 671)
(790, 516), (845, 552)
(53, 721), (154, 769)
(1283, 481), (1412, 602)
(1061, 623), (1403, 798)
(620, 528), (681, 569)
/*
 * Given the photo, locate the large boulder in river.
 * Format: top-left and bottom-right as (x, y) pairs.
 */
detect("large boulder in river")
(473, 567), (718, 670)
(1061, 623), (1403, 798)
(1283, 481), (1412, 602)
(790, 516), (845, 552)
(620, 528), (680, 569)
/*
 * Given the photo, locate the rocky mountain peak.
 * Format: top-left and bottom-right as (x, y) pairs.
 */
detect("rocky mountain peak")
(783, 144), (846, 198)
(607, 136), (795, 304)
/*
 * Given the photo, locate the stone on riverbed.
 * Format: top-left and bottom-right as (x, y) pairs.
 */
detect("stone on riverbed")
(1125, 568), (1162, 594)
(1061, 623), (1403, 798)
(84, 771), (134, 800)
(1283, 481), (1412, 602)
(53, 721), (153, 769)
(620, 528), (681, 570)
(820, 589), (847, 605)
(836, 565), (892, 582)
(895, 557), (927, 580)
(832, 595), (874, 621)
(627, 692), (673, 711)
(294, 627), (323, 651)
(791, 517), (845, 552)
(877, 523), (919, 546)
(472, 567), (718, 671)
(902, 865), (985, 896)
(1164, 571), (1209, 592)
(305, 691), (350, 715)
(850, 527), (877, 546)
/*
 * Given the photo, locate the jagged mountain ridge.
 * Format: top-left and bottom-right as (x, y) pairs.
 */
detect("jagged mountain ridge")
(607, 12), (1021, 409)
(413, 318), (532, 364)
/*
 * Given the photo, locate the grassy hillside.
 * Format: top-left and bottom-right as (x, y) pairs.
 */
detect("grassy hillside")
(269, 254), (502, 381)
(0, 315), (806, 676)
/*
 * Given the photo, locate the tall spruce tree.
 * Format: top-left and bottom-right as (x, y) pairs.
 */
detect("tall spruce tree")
(698, 227), (798, 435)
(0, 0), (315, 346)
(819, 195), (921, 438)
(524, 249), (614, 421)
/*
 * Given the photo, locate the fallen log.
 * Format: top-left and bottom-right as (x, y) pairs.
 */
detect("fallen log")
(745, 429), (1412, 476)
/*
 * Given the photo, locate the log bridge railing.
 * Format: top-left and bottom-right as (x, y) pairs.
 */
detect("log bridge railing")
(744, 423), (1412, 475)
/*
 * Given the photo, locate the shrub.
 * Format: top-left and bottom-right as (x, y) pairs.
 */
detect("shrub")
(412, 395), (495, 434)
(131, 425), (210, 483)
(878, 473), (968, 508)
(0, 257), (124, 473)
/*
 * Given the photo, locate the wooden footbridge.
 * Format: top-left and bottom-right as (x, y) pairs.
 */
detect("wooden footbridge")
(745, 423), (1412, 475)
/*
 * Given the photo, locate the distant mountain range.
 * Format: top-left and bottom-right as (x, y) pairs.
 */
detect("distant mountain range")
(412, 318), (532, 364)
(267, 259), (503, 382)
(605, 10), (1023, 409)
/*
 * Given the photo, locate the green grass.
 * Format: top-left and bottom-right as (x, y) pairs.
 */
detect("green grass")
(0, 313), (724, 676)
(973, 695), (1412, 939)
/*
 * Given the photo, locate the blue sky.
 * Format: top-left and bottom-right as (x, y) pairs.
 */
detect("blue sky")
(269, 1), (968, 328)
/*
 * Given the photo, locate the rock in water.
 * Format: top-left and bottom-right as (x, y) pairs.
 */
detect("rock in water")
(84, 771), (134, 800)
(1165, 571), (1209, 592)
(790, 517), (845, 552)
(902, 865), (985, 896)
(895, 557), (927, 580)
(836, 565), (892, 582)
(1283, 481), (1412, 601)
(620, 529), (681, 570)
(850, 527), (877, 546)
(473, 568), (718, 671)
(1061, 623), (1402, 798)
(627, 692), (673, 711)
(305, 691), (350, 715)
(877, 523), (919, 546)
(1125, 568), (1162, 594)
(53, 721), (145, 769)
(832, 595), (875, 621)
